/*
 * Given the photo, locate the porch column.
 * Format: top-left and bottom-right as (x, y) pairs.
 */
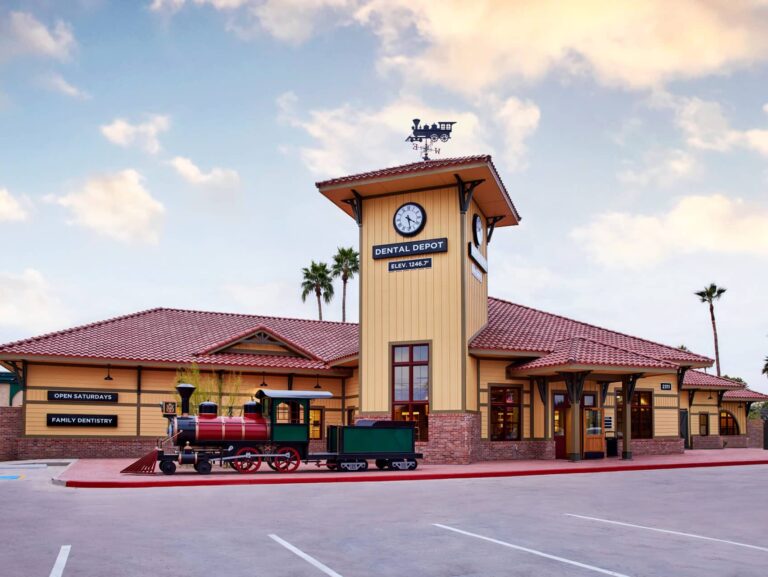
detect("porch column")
(621, 374), (641, 460)
(561, 371), (590, 462)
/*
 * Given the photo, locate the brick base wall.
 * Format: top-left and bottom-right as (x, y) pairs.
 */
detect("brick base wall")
(691, 435), (723, 449)
(721, 435), (748, 448)
(17, 438), (157, 460)
(630, 438), (685, 455)
(747, 419), (765, 448)
(475, 440), (555, 461)
(0, 407), (22, 461)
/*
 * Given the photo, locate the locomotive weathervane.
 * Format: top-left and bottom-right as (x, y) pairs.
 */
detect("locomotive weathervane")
(406, 118), (456, 161)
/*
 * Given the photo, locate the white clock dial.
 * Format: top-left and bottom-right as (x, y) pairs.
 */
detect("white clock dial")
(473, 214), (484, 246)
(394, 203), (426, 237)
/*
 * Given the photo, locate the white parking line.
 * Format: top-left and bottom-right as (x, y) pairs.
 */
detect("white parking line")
(433, 524), (632, 577)
(566, 514), (768, 553)
(49, 545), (71, 577)
(268, 534), (343, 577)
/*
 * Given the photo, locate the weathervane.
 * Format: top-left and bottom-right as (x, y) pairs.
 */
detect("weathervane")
(405, 118), (457, 161)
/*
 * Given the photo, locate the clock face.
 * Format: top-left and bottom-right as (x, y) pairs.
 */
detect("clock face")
(393, 202), (426, 237)
(473, 214), (484, 246)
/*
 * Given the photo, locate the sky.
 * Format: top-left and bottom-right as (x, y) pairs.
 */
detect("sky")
(0, 1), (767, 392)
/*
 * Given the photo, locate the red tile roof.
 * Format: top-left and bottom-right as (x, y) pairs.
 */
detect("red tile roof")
(723, 388), (768, 401)
(0, 308), (358, 372)
(315, 155), (521, 223)
(471, 297), (712, 366)
(0, 296), (713, 375)
(509, 337), (678, 372)
(315, 155), (494, 188)
(682, 370), (746, 390)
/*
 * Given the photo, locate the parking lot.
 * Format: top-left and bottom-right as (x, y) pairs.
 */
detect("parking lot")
(1, 464), (766, 577)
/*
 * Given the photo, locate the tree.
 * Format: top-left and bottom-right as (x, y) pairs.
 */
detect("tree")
(695, 283), (726, 376)
(331, 247), (360, 323)
(301, 261), (334, 321)
(763, 356), (768, 378)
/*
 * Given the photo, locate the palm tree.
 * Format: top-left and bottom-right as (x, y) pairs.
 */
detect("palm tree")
(301, 261), (334, 321)
(695, 283), (727, 376)
(331, 247), (360, 323)
(762, 356), (768, 378)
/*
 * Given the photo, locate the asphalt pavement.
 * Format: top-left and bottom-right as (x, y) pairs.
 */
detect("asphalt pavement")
(1, 463), (767, 577)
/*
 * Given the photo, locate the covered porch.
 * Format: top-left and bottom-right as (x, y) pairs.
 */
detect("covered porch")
(506, 337), (688, 462)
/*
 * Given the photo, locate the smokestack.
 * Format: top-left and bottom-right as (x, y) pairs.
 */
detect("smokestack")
(176, 382), (195, 416)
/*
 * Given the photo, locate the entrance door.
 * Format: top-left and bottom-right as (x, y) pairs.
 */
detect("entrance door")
(553, 393), (569, 459)
(679, 409), (689, 449)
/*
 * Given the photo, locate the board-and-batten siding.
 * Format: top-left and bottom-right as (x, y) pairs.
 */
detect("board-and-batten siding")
(478, 360), (531, 440)
(604, 375), (679, 437)
(464, 198), (489, 413)
(360, 187), (463, 412)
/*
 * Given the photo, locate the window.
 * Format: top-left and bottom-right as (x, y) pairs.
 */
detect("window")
(490, 386), (521, 441)
(309, 408), (324, 440)
(392, 344), (429, 441)
(616, 391), (653, 439)
(583, 393), (596, 407)
(276, 400), (305, 424)
(719, 411), (739, 436)
(699, 413), (709, 436)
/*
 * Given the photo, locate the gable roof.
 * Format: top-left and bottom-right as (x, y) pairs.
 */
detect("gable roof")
(471, 297), (712, 366)
(682, 370), (746, 390)
(723, 388), (768, 401)
(0, 308), (358, 373)
(508, 336), (678, 374)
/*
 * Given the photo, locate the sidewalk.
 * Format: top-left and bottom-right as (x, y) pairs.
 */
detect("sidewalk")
(53, 448), (768, 488)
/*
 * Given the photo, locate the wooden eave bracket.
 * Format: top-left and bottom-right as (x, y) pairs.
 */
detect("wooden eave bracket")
(342, 190), (363, 226)
(455, 174), (485, 214)
(486, 216), (505, 243)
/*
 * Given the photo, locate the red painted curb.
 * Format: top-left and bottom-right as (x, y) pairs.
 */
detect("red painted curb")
(59, 459), (768, 489)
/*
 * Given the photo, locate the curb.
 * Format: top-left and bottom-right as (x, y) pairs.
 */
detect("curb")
(56, 459), (768, 489)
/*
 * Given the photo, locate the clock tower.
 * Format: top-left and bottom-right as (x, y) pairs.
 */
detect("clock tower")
(317, 155), (520, 462)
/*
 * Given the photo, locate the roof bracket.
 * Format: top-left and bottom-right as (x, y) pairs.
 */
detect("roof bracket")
(486, 215), (505, 244)
(342, 190), (363, 226)
(621, 373), (642, 404)
(717, 390), (725, 407)
(559, 371), (590, 404)
(688, 389), (696, 407)
(533, 376), (548, 404)
(455, 174), (484, 214)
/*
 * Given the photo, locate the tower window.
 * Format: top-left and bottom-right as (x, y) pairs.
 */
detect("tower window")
(392, 344), (429, 441)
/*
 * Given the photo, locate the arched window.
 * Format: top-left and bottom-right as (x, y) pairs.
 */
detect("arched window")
(719, 410), (739, 436)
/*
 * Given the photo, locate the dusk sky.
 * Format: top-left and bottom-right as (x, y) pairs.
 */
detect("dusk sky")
(1, 1), (767, 391)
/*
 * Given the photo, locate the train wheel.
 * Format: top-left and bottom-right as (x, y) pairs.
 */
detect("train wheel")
(159, 460), (176, 475)
(407, 459), (418, 470)
(440, 134), (449, 142)
(232, 447), (262, 474)
(273, 447), (301, 473)
(326, 460), (338, 470)
(266, 460), (278, 471)
(375, 459), (390, 470)
(194, 460), (212, 475)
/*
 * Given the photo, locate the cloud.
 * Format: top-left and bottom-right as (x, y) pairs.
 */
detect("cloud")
(150, 0), (355, 44)
(277, 91), (537, 177)
(360, 1), (768, 94)
(656, 95), (768, 159)
(39, 72), (90, 99)
(572, 194), (768, 267)
(100, 115), (170, 154)
(0, 269), (70, 333)
(0, 188), (29, 222)
(617, 149), (697, 187)
(169, 156), (241, 188)
(0, 11), (76, 61)
(51, 169), (165, 244)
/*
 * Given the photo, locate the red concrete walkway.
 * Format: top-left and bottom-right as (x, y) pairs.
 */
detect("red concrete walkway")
(54, 449), (768, 488)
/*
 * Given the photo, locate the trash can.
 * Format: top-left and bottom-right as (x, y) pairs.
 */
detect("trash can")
(606, 435), (618, 458)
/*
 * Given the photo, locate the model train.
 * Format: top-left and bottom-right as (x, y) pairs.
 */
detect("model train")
(122, 382), (422, 475)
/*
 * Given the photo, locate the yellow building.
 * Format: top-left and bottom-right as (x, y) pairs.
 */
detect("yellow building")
(0, 156), (765, 462)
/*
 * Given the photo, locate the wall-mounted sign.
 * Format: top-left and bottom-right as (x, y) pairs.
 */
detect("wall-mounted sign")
(660, 383), (672, 391)
(471, 263), (483, 282)
(604, 416), (613, 429)
(161, 401), (177, 416)
(388, 258), (432, 272)
(468, 243), (488, 273)
(47, 414), (118, 427)
(373, 238), (447, 260)
(47, 390), (118, 403)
